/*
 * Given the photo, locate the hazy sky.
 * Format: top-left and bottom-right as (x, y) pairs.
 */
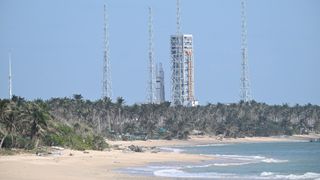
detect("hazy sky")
(0, 0), (319, 105)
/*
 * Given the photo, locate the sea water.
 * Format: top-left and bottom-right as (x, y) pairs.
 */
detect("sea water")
(120, 142), (320, 179)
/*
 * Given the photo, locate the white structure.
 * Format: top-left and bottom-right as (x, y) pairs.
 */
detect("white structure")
(102, 4), (112, 99)
(171, 35), (197, 106)
(171, 0), (197, 106)
(156, 63), (165, 103)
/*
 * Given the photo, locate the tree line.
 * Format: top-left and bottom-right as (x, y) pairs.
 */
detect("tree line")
(47, 95), (320, 139)
(1, 95), (319, 150)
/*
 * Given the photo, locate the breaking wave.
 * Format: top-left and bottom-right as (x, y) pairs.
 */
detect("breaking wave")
(259, 172), (320, 180)
(154, 169), (320, 179)
(196, 144), (229, 147)
(159, 147), (185, 153)
(211, 154), (289, 164)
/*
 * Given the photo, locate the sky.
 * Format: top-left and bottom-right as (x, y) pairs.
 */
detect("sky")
(0, 0), (319, 105)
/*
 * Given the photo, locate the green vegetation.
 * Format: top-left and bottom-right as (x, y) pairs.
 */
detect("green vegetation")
(0, 96), (108, 151)
(46, 96), (320, 139)
(1, 95), (320, 152)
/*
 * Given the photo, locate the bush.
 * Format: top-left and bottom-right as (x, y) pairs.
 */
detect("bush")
(57, 124), (73, 135)
(44, 133), (65, 146)
(42, 123), (108, 151)
(92, 135), (108, 150)
(2, 136), (13, 148)
(15, 136), (32, 149)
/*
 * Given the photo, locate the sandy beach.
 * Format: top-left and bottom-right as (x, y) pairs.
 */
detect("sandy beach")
(0, 134), (319, 180)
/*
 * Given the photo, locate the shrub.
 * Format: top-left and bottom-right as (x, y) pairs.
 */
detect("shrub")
(92, 135), (108, 150)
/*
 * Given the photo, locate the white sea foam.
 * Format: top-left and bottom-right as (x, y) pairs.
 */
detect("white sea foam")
(261, 171), (275, 176)
(154, 169), (320, 180)
(184, 162), (251, 169)
(261, 158), (289, 163)
(196, 144), (228, 147)
(213, 162), (252, 166)
(273, 172), (320, 180)
(212, 154), (288, 164)
(159, 147), (184, 153)
(154, 169), (237, 179)
(260, 172), (320, 180)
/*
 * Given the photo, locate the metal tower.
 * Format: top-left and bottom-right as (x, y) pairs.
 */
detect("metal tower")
(176, 0), (181, 35)
(8, 51), (12, 100)
(171, 0), (197, 106)
(171, 0), (182, 105)
(102, 3), (112, 99)
(240, 0), (252, 102)
(147, 7), (156, 104)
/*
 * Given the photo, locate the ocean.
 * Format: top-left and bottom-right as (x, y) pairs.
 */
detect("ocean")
(119, 142), (320, 179)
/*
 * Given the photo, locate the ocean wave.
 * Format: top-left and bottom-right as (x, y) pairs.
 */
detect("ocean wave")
(154, 169), (320, 180)
(261, 158), (289, 163)
(159, 147), (184, 153)
(196, 144), (228, 147)
(184, 162), (251, 169)
(261, 171), (275, 176)
(212, 154), (288, 164)
(154, 169), (237, 179)
(213, 162), (252, 166)
(260, 172), (320, 180)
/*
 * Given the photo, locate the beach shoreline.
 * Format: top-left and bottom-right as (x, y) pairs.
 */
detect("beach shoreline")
(0, 134), (319, 180)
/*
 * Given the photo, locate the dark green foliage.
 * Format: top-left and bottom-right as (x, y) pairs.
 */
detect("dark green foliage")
(1, 96), (320, 151)
(92, 135), (109, 150)
(46, 98), (320, 139)
(43, 123), (108, 151)
(0, 98), (108, 151)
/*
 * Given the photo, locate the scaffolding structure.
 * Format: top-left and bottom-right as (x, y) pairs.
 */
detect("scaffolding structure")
(171, 0), (197, 106)
(240, 0), (252, 102)
(171, 35), (195, 106)
(102, 3), (112, 99)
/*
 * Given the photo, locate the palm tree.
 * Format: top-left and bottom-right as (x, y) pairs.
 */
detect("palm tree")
(0, 100), (9, 149)
(2, 101), (20, 148)
(103, 97), (113, 132)
(115, 97), (124, 134)
(28, 104), (50, 148)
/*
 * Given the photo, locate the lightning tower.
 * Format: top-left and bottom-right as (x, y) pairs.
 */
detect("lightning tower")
(102, 3), (112, 99)
(147, 7), (156, 103)
(176, 0), (181, 35)
(240, 0), (252, 102)
(8, 51), (12, 100)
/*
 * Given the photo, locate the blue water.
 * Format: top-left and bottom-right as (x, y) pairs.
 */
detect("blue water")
(120, 142), (320, 179)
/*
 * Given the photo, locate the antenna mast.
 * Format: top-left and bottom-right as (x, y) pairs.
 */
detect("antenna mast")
(240, 0), (252, 102)
(102, 3), (112, 99)
(8, 51), (12, 100)
(147, 7), (156, 103)
(176, 0), (181, 35)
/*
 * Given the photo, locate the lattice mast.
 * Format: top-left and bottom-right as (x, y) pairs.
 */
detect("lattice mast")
(176, 0), (181, 35)
(147, 7), (156, 103)
(8, 51), (12, 100)
(102, 3), (112, 99)
(240, 0), (252, 102)
(171, 0), (182, 105)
